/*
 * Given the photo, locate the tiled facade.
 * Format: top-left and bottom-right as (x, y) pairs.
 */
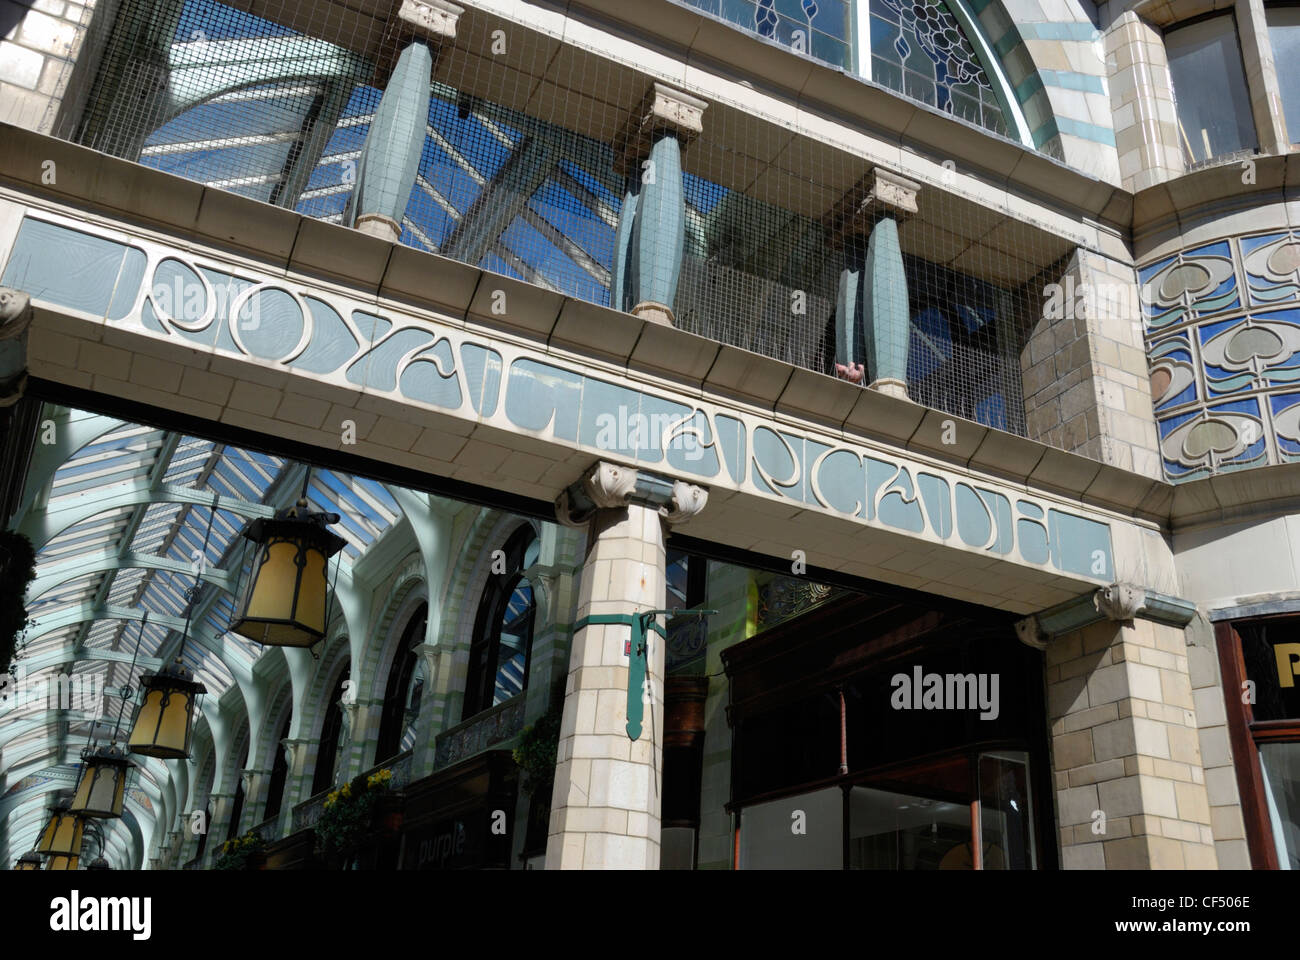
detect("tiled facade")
(2, 0), (1299, 873)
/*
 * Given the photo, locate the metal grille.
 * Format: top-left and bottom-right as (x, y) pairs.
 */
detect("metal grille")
(64, 0), (1068, 437)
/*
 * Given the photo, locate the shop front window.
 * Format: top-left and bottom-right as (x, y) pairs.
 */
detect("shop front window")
(1258, 742), (1300, 869)
(1165, 14), (1258, 166)
(1219, 617), (1300, 868)
(725, 593), (1052, 869)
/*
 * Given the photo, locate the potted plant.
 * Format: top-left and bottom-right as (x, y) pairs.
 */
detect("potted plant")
(314, 767), (396, 868)
(212, 831), (267, 870)
(512, 707), (561, 856)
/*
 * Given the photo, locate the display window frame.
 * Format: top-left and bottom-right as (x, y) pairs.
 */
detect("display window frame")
(721, 590), (1056, 870)
(1215, 616), (1300, 869)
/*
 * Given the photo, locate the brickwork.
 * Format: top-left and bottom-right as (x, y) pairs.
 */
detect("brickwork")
(1048, 617), (1218, 868)
(1021, 248), (1161, 477)
(1184, 614), (1252, 868)
(0, 0), (103, 133)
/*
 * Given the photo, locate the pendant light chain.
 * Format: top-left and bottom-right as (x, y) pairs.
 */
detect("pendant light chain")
(111, 610), (150, 745)
(177, 494), (219, 664)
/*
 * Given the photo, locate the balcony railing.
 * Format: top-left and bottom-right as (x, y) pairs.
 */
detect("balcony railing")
(291, 749), (413, 834)
(56, 0), (1065, 438)
(433, 695), (527, 770)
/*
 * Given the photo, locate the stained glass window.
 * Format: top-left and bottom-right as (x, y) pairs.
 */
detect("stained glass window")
(682, 0), (1010, 137)
(868, 0), (1008, 136)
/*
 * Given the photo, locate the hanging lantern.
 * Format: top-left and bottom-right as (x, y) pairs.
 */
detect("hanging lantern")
(37, 802), (83, 858)
(45, 854), (79, 871)
(127, 661), (205, 759)
(71, 744), (133, 818)
(86, 857), (112, 871)
(14, 851), (42, 870)
(228, 498), (345, 648)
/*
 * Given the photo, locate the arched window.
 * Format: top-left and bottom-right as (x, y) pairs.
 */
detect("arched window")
(263, 711), (292, 823)
(374, 601), (428, 763)
(679, 0), (1028, 141)
(225, 738), (249, 843)
(311, 669), (349, 797)
(462, 526), (539, 720)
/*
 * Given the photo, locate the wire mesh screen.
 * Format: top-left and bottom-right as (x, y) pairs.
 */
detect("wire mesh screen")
(64, 0), (1067, 438)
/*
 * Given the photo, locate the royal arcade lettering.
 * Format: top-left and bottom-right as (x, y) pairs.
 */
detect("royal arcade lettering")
(2, 213), (1112, 581)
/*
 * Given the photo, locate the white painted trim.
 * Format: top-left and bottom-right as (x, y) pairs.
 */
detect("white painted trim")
(852, 0), (872, 81)
(945, 0), (1035, 148)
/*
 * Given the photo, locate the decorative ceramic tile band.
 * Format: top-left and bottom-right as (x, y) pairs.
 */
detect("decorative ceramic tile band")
(1, 212), (1113, 583)
(1140, 229), (1300, 482)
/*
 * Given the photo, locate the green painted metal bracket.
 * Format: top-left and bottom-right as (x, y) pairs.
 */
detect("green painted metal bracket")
(573, 610), (716, 742)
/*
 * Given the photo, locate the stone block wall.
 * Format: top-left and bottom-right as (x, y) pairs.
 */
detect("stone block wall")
(1021, 248), (1162, 477)
(1104, 11), (1183, 192)
(0, 0), (109, 134)
(1184, 614), (1252, 868)
(1048, 617), (1219, 868)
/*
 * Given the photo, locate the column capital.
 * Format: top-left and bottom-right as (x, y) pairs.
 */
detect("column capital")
(395, 0), (463, 41)
(554, 461), (708, 527)
(614, 82), (708, 172)
(824, 168), (921, 246)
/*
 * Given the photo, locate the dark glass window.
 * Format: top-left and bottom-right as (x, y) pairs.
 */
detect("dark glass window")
(463, 526), (539, 719)
(1166, 14), (1258, 165)
(311, 670), (349, 797)
(225, 738), (249, 842)
(263, 712), (292, 823)
(375, 602), (428, 763)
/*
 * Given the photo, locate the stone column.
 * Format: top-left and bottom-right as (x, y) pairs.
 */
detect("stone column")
(611, 84), (708, 326)
(344, 0), (464, 242)
(1019, 583), (1217, 868)
(1104, 12), (1184, 191)
(409, 643), (446, 777)
(546, 462), (708, 869)
(204, 790), (236, 865)
(278, 737), (315, 822)
(340, 698), (385, 777)
(238, 768), (271, 833)
(825, 169), (919, 399)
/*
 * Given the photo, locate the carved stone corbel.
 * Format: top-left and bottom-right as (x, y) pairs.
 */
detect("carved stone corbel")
(0, 287), (34, 407)
(659, 479), (708, 525)
(1093, 582), (1146, 621)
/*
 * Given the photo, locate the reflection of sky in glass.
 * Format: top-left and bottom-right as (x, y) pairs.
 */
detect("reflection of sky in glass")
(494, 579), (534, 704)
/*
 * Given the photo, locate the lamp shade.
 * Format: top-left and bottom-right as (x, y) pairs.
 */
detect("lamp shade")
(14, 851), (42, 870)
(71, 744), (132, 818)
(45, 854), (79, 871)
(127, 661), (205, 759)
(37, 805), (83, 857)
(228, 501), (345, 648)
